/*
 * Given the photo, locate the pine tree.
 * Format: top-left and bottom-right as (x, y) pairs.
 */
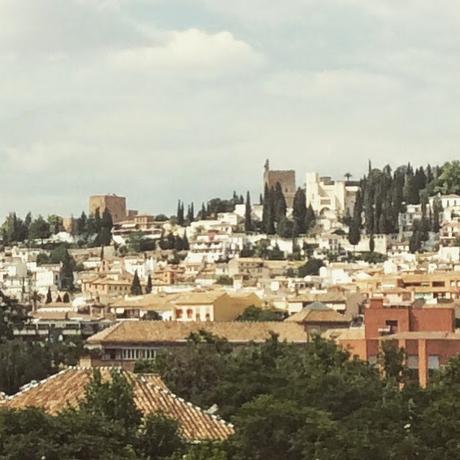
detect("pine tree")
(292, 188), (307, 234)
(130, 270), (143, 296)
(244, 191), (252, 232)
(146, 274), (153, 294)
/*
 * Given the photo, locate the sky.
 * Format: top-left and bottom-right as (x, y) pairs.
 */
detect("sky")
(0, 0), (459, 218)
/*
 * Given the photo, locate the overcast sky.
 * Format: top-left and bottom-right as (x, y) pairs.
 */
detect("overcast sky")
(1, 0), (459, 218)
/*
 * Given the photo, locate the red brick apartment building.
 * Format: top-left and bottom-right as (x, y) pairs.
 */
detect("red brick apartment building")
(331, 298), (460, 387)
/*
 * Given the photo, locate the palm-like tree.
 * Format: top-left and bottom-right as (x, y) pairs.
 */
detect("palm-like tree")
(344, 173), (352, 182)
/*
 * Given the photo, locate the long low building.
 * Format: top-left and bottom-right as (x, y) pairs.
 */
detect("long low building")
(86, 320), (309, 364)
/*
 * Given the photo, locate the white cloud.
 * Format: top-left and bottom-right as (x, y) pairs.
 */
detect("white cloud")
(0, 0), (460, 218)
(108, 28), (264, 78)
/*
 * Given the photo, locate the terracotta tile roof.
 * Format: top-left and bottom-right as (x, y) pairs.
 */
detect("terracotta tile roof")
(87, 320), (308, 345)
(173, 291), (226, 305)
(108, 293), (178, 311)
(380, 331), (460, 341)
(286, 305), (350, 324)
(5, 368), (233, 441)
(322, 327), (364, 341)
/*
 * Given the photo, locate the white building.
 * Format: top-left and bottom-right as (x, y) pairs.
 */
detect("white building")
(306, 172), (359, 220)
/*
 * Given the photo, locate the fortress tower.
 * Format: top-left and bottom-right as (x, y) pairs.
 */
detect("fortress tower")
(263, 160), (296, 208)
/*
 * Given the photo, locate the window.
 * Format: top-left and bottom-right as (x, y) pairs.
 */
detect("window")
(428, 355), (440, 379)
(428, 355), (440, 370)
(187, 309), (193, 319)
(385, 320), (398, 334)
(407, 355), (419, 369)
(175, 309), (183, 319)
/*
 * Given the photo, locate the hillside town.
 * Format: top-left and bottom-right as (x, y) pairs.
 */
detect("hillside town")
(3, 160), (460, 457)
(0, 161), (460, 384)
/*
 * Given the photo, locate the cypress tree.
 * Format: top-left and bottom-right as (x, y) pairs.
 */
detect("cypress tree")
(244, 191), (252, 232)
(46, 287), (52, 304)
(432, 198), (442, 233)
(200, 203), (207, 220)
(409, 222), (422, 253)
(369, 233), (375, 253)
(305, 204), (316, 233)
(177, 201), (185, 226)
(293, 188), (307, 234)
(187, 203), (195, 223)
(348, 221), (361, 246)
(404, 171), (419, 205)
(98, 209), (113, 246)
(182, 232), (189, 250)
(262, 184), (275, 235)
(273, 182), (287, 223)
(130, 270), (142, 296)
(61, 248), (75, 291)
(145, 274), (153, 294)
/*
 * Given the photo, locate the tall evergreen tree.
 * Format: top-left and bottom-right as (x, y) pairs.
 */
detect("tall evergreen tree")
(187, 203), (195, 223)
(200, 203), (207, 220)
(432, 197), (443, 233)
(130, 270), (142, 296)
(145, 274), (153, 294)
(97, 209), (113, 246)
(244, 191), (252, 232)
(409, 221), (423, 253)
(293, 188), (307, 234)
(177, 201), (185, 226)
(77, 211), (88, 236)
(45, 287), (52, 304)
(369, 233), (375, 253)
(61, 247), (75, 291)
(262, 185), (275, 235)
(273, 182), (287, 224)
(182, 232), (189, 251)
(305, 204), (316, 233)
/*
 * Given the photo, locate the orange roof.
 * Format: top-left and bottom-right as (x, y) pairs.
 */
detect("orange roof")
(87, 320), (308, 345)
(5, 367), (233, 441)
(286, 306), (350, 324)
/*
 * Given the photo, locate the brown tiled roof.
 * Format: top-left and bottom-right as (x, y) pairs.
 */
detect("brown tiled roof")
(173, 291), (226, 305)
(322, 327), (364, 341)
(87, 320), (308, 345)
(5, 368), (233, 441)
(286, 306), (350, 324)
(108, 293), (178, 311)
